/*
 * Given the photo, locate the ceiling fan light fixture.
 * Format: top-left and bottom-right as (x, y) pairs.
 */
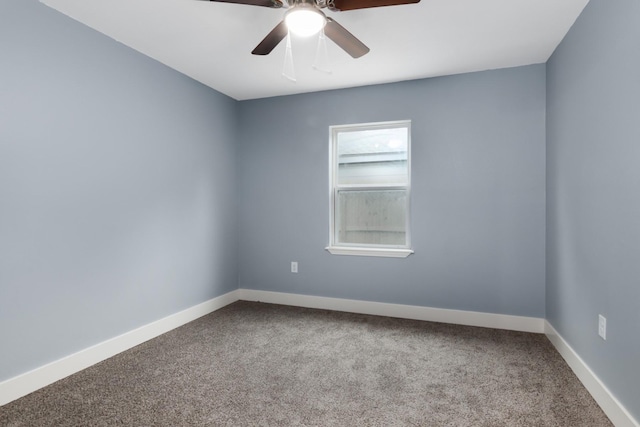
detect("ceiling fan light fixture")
(285, 7), (326, 37)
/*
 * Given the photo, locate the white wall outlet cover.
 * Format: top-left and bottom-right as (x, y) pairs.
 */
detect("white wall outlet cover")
(598, 315), (607, 340)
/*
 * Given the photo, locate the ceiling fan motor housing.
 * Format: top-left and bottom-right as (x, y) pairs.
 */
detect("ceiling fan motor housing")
(289, 0), (321, 7)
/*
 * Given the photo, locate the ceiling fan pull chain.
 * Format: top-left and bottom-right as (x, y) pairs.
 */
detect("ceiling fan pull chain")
(312, 29), (332, 74)
(282, 31), (297, 82)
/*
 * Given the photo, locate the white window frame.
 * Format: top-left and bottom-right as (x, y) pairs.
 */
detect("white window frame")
(326, 120), (414, 258)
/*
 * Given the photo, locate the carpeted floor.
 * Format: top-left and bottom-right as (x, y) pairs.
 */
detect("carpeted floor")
(1, 301), (612, 426)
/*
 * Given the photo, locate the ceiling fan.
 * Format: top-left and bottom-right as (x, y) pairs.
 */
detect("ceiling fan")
(206, 0), (421, 58)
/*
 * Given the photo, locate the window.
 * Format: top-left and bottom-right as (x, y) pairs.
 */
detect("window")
(327, 120), (413, 258)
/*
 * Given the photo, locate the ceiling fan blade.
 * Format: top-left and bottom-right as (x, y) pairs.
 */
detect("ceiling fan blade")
(323, 18), (369, 58)
(252, 21), (288, 55)
(207, 0), (283, 8)
(329, 0), (419, 12)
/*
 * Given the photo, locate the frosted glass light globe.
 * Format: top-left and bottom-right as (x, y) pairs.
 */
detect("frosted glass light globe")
(285, 7), (326, 37)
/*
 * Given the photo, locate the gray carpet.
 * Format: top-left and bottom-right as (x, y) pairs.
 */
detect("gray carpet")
(0, 301), (612, 426)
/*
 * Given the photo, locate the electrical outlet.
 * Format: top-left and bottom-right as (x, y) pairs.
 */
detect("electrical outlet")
(598, 315), (607, 340)
(291, 261), (298, 273)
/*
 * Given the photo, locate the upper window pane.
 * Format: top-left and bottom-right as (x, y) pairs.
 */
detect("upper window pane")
(336, 127), (408, 186)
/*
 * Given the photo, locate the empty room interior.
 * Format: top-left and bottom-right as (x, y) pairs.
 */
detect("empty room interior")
(1, 0), (639, 425)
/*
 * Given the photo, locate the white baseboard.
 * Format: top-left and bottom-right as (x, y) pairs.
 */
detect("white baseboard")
(8, 286), (632, 427)
(237, 289), (545, 333)
(0, 289), (240, 407)
(545, 321), (639, 427)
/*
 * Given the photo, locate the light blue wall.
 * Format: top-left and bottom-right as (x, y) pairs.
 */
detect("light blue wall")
(0, 1), (238, 381)
(238, 65), (546, 317)
(546, 0), (640, 420)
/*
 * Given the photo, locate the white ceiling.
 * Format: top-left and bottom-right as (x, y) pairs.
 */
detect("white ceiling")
(40, 0), (589, 101)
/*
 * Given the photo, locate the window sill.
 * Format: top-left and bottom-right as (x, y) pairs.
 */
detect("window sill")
(325, 246), (414, 258)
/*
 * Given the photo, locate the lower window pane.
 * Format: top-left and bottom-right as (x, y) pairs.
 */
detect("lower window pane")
(337, 190), (407, 246)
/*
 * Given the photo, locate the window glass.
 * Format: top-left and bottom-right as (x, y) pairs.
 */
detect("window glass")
(336, 189), (407, 246)
(336, 127), (408, 186)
